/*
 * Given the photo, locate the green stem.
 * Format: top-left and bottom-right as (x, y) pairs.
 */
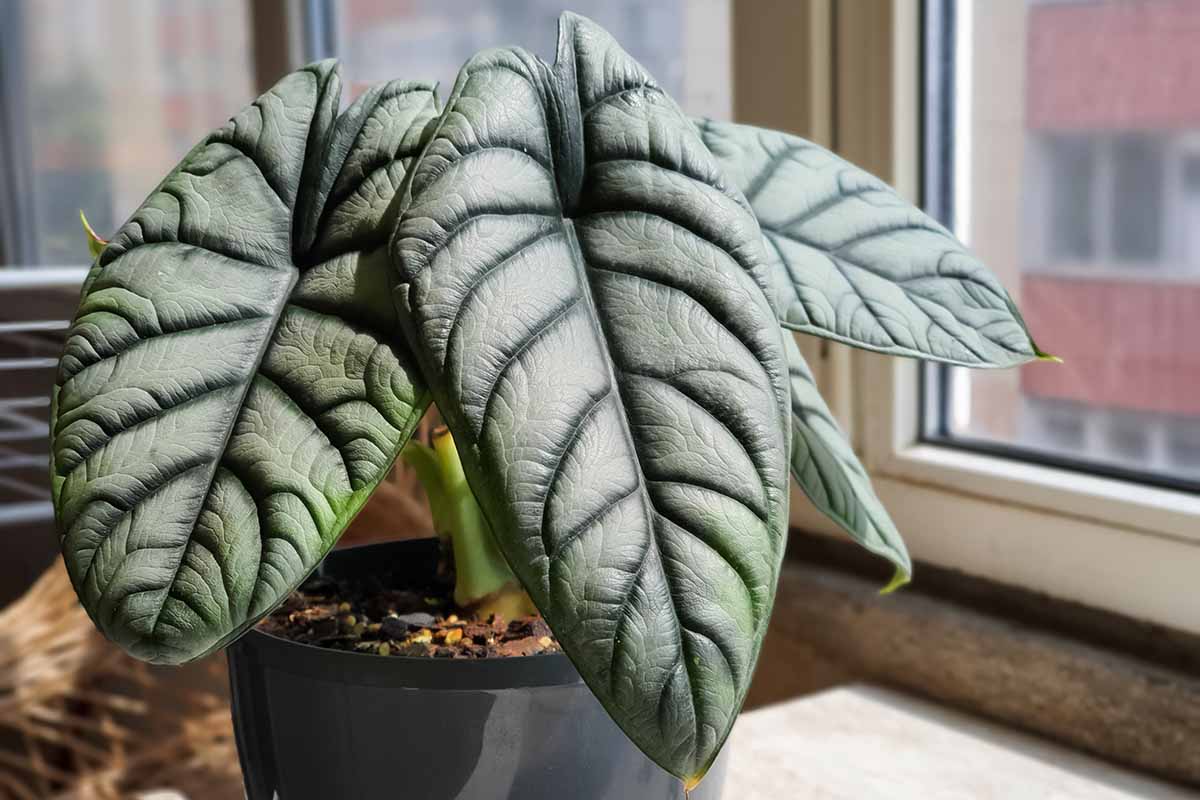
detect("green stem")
(402, 427), (535, 619)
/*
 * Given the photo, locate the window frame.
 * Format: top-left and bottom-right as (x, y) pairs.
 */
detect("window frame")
(811, 0), (1200, 635)
(916, 0), (1200, 494)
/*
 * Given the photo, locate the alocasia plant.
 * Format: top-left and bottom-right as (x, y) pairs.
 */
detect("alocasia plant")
(50, 12), (1049, 789)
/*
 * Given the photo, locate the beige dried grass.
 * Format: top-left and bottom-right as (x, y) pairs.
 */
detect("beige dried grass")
(0, 560), (239, 800)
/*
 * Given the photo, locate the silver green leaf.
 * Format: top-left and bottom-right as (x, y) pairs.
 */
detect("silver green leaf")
(698, 119), (1052, 367)
(392, 13), (790, 784)
(51, 63), (437, 664)
(783, 334), (910, 584)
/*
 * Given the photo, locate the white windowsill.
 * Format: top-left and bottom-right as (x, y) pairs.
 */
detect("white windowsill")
(726, 686), (1193, 799)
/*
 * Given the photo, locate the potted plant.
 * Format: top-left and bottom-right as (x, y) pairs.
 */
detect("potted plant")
(49, 12), (1050, 799)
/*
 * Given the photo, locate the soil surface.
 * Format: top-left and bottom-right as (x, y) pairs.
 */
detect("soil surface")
(258, 572), (559, 659)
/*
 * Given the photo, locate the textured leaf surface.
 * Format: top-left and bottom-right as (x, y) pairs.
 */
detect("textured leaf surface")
(51, 64), (437, 663)
(392, 13), (790, 782)
(783, 334), (910, 581)
(698, 120), (1048, 367)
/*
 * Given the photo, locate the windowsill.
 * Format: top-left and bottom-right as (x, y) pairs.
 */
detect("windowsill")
(729, 686), (1192, 798)
(749, 535), (1200, 788)
(879, 443), (1200, 545)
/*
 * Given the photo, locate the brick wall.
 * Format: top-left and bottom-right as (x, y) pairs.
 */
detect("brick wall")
(1028, 0), (1200, 132)
(1020, 275), (1200, 416)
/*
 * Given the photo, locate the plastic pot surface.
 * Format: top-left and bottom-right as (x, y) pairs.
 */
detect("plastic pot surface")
(228, 539), (729, 799)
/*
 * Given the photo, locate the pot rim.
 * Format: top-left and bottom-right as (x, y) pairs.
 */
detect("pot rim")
(231, 539), (583, 691)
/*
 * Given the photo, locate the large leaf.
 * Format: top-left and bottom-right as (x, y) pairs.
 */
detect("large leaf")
(51, 64), (438, 664)
(392, 13), (790, 785)
(698, 119), (1052, 367)
(783, 334), (910, 584)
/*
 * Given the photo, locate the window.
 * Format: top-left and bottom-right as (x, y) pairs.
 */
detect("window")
(0, 0), (255, 268)
(1044, 136), (1096, 262)
(0, 0), (733, 594)
(1111, 134), (1164, 262)
(0, 1), (258, 596)
(1168, 419), (1200, 477)
(328, 0), (731, 118)
(1, 1), (726, 268)
(1024, 398), (1086, 453)
(923, 0), (1200, 493)
(2, 0), (1194, 630)
(828, 0), (1200, 634)
(1104, 411), (1151, 464)
(1037, 134), (1169, 268)
(1183, 153), (1200, 192)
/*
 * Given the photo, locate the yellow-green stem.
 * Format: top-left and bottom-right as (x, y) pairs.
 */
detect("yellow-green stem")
(402, 427), (535, 620)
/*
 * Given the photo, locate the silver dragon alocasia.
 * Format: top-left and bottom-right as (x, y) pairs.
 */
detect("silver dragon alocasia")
(48, 12), (1051, 790)
(51, 63), (437, 664)
(391, 13), (790, 786)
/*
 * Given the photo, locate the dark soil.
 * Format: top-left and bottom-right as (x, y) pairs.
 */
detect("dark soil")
(258, 571), (559, 659)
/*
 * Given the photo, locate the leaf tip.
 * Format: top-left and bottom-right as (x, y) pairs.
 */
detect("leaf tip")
(1029, 336), (1062, 364)
(79, 210), (107, 259)
(879, 566), (911, 595)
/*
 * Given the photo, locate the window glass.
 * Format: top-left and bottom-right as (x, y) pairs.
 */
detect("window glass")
(0, 1), (255, 597)
(331, 0), (731, 118)
(1045, 136), (1096, 262)
(1183, 153), (1200, 191)
(927, 0), (1200, 490)
(1111, 134), (1163, 262)
(1168, 420), (1200, 478)
(0, 0), (254, 268)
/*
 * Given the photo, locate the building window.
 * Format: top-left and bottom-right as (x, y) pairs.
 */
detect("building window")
(1183, 154), (1200, 193)
(1111, 134), (1164, 262)
(1045, 136), (1097, 262)
(1034, 399), (1087, 453)
(0, 0), (255, 269)
(1168, 420), (1200, 476)
(1037, 133), (1166, 269)
(1106, 413), (1151, 464)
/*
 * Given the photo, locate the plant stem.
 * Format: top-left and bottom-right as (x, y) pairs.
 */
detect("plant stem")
(402, 426), (535, 620)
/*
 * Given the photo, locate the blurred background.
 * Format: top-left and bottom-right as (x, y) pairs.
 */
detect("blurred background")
(0, 0), (732, 616)
(2, 0), (1199, 797)
(928, 0), (1200, 492)
(0, 2), (731, 797)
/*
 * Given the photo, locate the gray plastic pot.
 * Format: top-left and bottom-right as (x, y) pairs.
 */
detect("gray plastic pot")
(227, 539), (728, 799)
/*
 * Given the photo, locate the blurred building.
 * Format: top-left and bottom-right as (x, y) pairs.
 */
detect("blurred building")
(955, 0), (1200, 483)
(1019, 0), (1200, 478)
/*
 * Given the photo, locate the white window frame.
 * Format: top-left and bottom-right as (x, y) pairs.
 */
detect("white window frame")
(784, 0), (1200, 635)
